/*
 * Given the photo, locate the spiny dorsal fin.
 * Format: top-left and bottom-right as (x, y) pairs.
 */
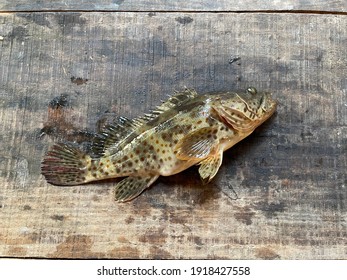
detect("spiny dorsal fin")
(92, 88), (198, 157)
(132, 88), (198, 126)
(92, 116), (139, 157)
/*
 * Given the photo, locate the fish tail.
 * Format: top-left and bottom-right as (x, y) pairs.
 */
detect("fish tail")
(41, 143), (91, 185)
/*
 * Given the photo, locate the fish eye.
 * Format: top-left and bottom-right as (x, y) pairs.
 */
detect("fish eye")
(247, 87), (257, 95)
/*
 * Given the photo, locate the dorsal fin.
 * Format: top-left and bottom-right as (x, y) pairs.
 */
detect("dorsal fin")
(132, 88), (198, 126)
(92, 88), (198, 157)
(92, 116), (139, 157)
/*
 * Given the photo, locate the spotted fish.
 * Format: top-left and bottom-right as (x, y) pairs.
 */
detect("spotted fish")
(42, 87), (277, 202)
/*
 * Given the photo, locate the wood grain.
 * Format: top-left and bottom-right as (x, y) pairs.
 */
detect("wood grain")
(0, 12), (346, 259)
(0, 0), (346, 12)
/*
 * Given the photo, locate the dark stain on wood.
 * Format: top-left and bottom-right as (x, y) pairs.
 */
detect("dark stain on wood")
(149, 246), (173, 259)
(49, 94), (69, 109)
(23, 205), (32, 211)
(50, 214), (65, 221)
(108, 246), (140, 259)
(7, 246), (28, 256)
(255, 247), (281, 260)
(255, 201), (286, 218)
(40, 94), (95, 143)
(234, 206), (256, 225)
(7, 26), (30, 41)
(175, 16), (194, 25)
(55, 13), (87, 34)
(49, 235), (95, 258)
(138, 228), (168, 245)
(125, 216), (135, 224)
(187, 236), (204, 248)
(71, 76), (88, 85)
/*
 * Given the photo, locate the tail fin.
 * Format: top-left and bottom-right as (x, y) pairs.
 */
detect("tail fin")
(41, 143), (91, 185)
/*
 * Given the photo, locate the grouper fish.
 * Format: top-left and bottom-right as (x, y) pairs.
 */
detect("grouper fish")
(41, 87), (277, 202)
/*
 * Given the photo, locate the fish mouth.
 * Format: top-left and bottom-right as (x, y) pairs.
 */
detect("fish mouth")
(257, 97), (277, 125)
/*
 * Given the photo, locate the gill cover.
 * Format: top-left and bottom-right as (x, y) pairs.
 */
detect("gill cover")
(212, 87), (277, 132)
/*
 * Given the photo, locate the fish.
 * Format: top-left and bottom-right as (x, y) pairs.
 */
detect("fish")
(41, 87), (277, 202)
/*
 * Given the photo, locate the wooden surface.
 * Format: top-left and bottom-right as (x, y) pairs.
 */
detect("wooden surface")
(0, 6), (346, 259)
(1, 0), (347, 12)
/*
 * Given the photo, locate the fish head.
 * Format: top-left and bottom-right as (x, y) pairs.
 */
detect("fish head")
(212, 87), (277, 132)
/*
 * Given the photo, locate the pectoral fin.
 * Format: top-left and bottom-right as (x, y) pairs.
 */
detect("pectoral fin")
(174, 127), (218, 160)
(114, 175), (159, 202)
(198, 150), (223, 183)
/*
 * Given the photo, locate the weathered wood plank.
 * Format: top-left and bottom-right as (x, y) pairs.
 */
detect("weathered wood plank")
(1, 0), (347, 12)
(0, 12), (346, 259)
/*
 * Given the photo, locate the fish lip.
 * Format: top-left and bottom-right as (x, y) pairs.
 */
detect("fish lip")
(260, 98), (277, 123)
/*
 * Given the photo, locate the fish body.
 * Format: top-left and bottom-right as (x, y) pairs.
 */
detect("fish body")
(42, 87), (277, 202)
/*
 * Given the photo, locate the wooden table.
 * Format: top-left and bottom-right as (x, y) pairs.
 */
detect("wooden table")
(0, 1), (346, 259)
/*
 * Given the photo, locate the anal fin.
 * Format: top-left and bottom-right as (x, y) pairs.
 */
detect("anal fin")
(114, 175), (159, 202)
(198, 150), (223, 183)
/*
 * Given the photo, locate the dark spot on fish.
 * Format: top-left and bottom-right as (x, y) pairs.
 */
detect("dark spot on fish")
(140, 157), (145, 162)
(116, 168), (121, 173)
(100, 162), (103, 166)
(128, 162), (133, 167)
(71, 76), (88, 85)
(104, 172), (109, 176)
(123, 156), (128, 161)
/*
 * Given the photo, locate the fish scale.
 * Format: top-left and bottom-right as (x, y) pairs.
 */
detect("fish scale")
(42, 87), (277, 202)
